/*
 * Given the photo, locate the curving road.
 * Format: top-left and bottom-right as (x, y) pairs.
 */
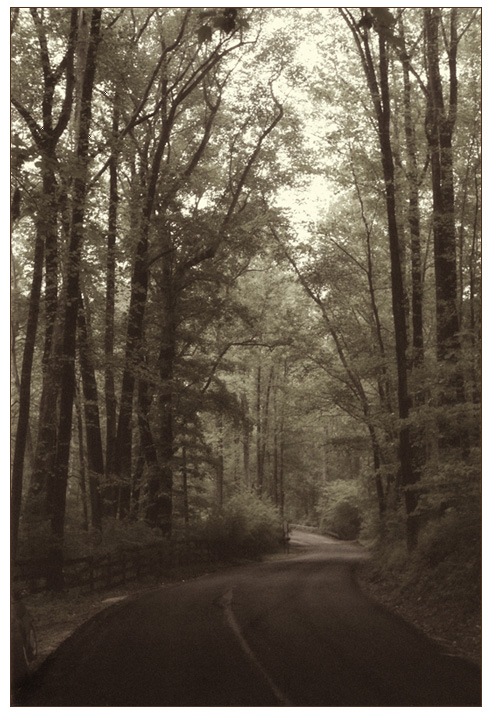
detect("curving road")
(14, 531), (481, 707)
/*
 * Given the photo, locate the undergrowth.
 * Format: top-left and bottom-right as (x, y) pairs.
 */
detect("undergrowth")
(359, 507), (481, 662)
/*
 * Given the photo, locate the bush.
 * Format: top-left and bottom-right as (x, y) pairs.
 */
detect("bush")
(200, 491), (282, 560)
(319, 479), (362, 540)
(368, 507), (481, 616)
(331, 501), (362, 540)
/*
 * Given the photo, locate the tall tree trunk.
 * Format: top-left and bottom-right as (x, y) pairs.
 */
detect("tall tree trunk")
(113, 231), (148, 517)
(278, 419), (285, 521)
(10, 319), (35, 477)
(137, 369), (160, 524)
(11, 204), (45, 559)
(48, 8), (102, 590)
(424, 9), (467, 460)
(255, 362), (262, 493)
(27, 301), (64, 541)
(114, 92), (171, 519)
(241, 393), (251, 488)
(216, 413), (224, 508)
(376, 30), (419, 550)
(104, 91), (119, 512)
(153, 260), (176, 534)
(399, 29), (425, 369)
(424, 10), (464, 436)
(341, 9), (419, 548)
(23, 161), (62, 529)
(425, 9), (460, 366)
(368, 424), (385, 519)
(182, 446), (189, 526)
(11, 8), (77, 553)
(272, 376), (279, 504)
(77, 291), (103, 531)
(260, 364), (274, 497)
(74, 381), (89, 531)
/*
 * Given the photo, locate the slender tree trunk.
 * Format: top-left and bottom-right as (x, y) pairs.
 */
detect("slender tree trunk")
(48, 8), (102, 590)
(216, 414), (224, 508)
(255, 362), (262, 493)
(377, 31), (418, 549)
(42, 163), (59, 369)
(10, 320), (35, 477)
(77, 291), (103, 531)
(425, 10), (462, 385)
(137, 370), (160, 523)
(104, 91), (119, 512)
(278, 421), (285, 521)
(28, 306), (64, 530)
(272, 377), (279, 504)
(11, 208), (45, 558)
(24, 160), (62, 521)
(114, 235), (148, 517)
(321, 426), (328, 485)
(241, 393), (250, 488)
(368, 424), (385, 518)
(182, 446), (189, 526)
(75, 381), (89, 531)
(154, 260), (175, 534)
(350, 154), (393, 414)
(400, 33), (425, 369)
(424, 9), (467, 459)
(260, 364), (274, 497)
(11, 9), (77, 553)
(114, 97), (170, 519)
(469, 169), (481, 407)
(340, 9), (420, 548)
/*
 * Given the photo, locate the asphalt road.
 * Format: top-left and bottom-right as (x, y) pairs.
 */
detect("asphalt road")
(14, 530), (481, 706)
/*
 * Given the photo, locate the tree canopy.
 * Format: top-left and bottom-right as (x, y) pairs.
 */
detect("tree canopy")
(11, 8), (480, 596)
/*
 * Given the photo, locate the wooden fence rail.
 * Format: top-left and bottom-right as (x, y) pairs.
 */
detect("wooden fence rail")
(13, 539), (214, 595)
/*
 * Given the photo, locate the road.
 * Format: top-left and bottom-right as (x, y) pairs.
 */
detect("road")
(14, 530), (481, 707)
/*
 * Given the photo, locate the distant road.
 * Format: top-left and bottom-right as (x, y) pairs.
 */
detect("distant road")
(15, 530), (481, 706)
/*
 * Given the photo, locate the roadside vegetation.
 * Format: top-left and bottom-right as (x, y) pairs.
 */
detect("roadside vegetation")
(11, 7), (480, 667)
(358, 524), (481, 665)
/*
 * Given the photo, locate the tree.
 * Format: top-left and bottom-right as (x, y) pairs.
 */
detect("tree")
(340, 7), (420, 548)
(11, 8), (78, 558)
(48, 8), (102, 589)
(11, 9), (480, 598)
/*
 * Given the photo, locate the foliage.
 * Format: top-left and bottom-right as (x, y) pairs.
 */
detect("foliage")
(10, 5), (481, 621)
(368, 505), (481, 618)
(199, 491), (282, 559)
(318, 479), (362, 540)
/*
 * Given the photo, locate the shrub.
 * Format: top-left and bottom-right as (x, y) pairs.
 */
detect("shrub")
(200, 491), (282, 559)
(331, 501), (362, 540)
(319, 479), (362, 540)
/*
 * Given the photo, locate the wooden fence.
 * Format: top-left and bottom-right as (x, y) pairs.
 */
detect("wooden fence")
(13, 539), (214, 595)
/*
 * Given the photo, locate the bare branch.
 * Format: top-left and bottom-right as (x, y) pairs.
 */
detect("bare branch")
(11, 97), (43, 147)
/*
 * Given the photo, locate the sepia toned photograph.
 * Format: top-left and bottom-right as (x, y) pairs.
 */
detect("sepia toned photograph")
(11, 6), (481, 706)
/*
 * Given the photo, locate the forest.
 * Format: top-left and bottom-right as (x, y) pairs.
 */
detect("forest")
(11, 4), (480, 615)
